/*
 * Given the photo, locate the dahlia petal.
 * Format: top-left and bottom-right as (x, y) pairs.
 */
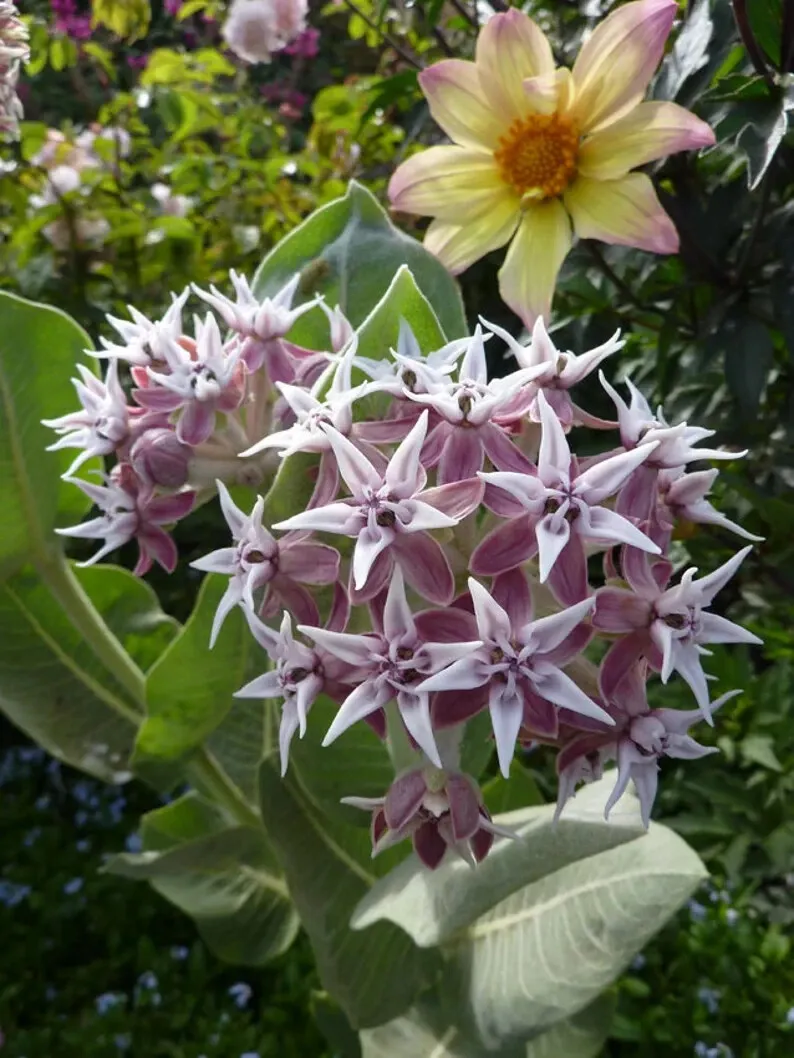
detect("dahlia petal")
(388, 146), (508, 221)
(571, 0), (678, 133)
(498, 200), (572, 328)
(425, 202), (520, 276)
(564, 172), (679, 254)
(578, 101), (716, 181)
(393, 532), (454, 606)
(475, 8), (555, 121)
(418, 59), (503, 150)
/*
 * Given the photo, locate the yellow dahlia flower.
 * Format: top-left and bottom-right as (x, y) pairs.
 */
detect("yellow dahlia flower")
(388, 0), (714, 326)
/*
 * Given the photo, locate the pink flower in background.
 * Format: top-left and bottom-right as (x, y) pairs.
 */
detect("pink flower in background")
(283, 26), (319, 58)
(221, 0), (309, 64)
(164, 0), (183, 14)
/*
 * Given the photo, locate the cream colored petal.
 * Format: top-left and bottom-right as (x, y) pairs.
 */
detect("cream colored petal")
(572, 0), (677, 134)
(564, 172), (678, 253)
(498, 200), (572, 328)
(475, 8), (555, 123)
(578, 101), (715, 180)
(419, 59), (503, 150)
(425, 198), (520, 276)
(389, 146), (507, 221)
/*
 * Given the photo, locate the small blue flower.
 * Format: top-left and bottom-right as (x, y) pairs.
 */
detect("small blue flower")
(35, 794), (51, 811)
(688, 900), (707, 921)
(170, 945), (189, 961)
(114, 1034), (131, 1051)
(63, 877), (84, 895)
(725, 908), (739, 926)
(240, 1053), (261, 1058)
(75, 810), (89, 827)
(125, 832), (143, 853)
(786, 1007), (794, 1026)
(23, 827), (42, 848)
(695, 1045), (709, 1058)
(137, 971), (158, 990)
(76, 838), (91, 852)
(95, 992), (125, 1015)
(697, 987), (721, 1015)
(45, 986), (57, 1002)
(0, 880), (31, 907)
(631, 954), (646, 971)
(228, 982), (253, 1009)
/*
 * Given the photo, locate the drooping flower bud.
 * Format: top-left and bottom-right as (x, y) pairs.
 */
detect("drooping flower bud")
(130, 428), (191, 489)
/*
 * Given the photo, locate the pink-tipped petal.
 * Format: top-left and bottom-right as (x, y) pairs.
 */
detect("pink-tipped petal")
(324, 680), (394, 746)
(417, 59), (503, 150)
(578, 101), (716, 181)
(421, 478), (484, 520)
(298, 626), (377, 667)
(397, 690), (442, 767)
(177, 401), (215, 446)
(321, 425), (381, 494)
(385, 411), (429, 496)
(498, 201), (572, 329)
(532, 664), (613, 725)
(577, 441), (659, 503)
(424, 203), (520, 277)
(475, 8), (555, 121)
(353, 526), (393, 590)
(481, 423), (535, 473)
(446, 774), (482, 843)
(524, 596), (594, 656)
(537, 390), (572, 482)
(468, 576), (512, 643)
(388, 146), (508, 221)
(489, 685), (525, 778)
(585, 506), (661, 553)
(393, 532), (454, 606)
(384, 769), (427, 832)
(383, 568), (413, 641)
(279, 541), (340, 584)
(536, 512), (571, 582)
(693, 545), (754, 606)
(273, 502), (357, 535)
(564, 172), (679, 254)
(546, 533), (589, 606)
(571, 0), (678, 133)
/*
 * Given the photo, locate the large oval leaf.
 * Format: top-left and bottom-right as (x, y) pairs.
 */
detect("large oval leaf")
(251, 181), (467, 345)
(0, 561), (158, 782)
(258, 762), (439, 1029)
(351, 775), (645, 946)
(0, 291), (94, 578)
(106, 791), (299, 965)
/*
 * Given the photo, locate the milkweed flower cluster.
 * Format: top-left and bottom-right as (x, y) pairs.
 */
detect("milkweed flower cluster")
(0, 1), (29, 139)
(388, 0), (715, 327)
(50, 272), (761, 870)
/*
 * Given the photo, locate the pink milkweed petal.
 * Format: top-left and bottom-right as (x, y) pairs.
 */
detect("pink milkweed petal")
(697, 612), (762, 647)
(468, 576), (512, 643)
(537, 390), (572, 483)
(469, 514), (537, 577)
(146, 490), (196, 525)
(349, 549), (394, 606)
(176, 401), (216, 446)
(382, 567), (414, 641)
(584, 505), (661, 554)
(137, 525), (178, 574)
(271, 577), (319, 627)
(421, 478), (484, 520)
(446, 773), (482, 842)
(545, 532), (589, 605)
(481, 422), (535, 473)
(279, 541), (341, 584)
(323, 680), (394, 746)
(420, 420), (452, 469)
(577, 441), (660, 504)
(491, 568), (533, 630)
(599, 632), (650, 702)
(531, 664), (613, 725)
(397, 690), (442, 767)
(413, 820), (448, 869)
(593, 588), (652, 633)
(321, 424), (381, 495)
(393, 532), (454, 606)
(523, 596), (594, 657)
(273, 501), (357, 535)
(692, 545), (754, 607)
(521, 687), (559, 739)
(432, 687), (488, 727)
(536, 511), (571, 583)
(489, 683), (525, 777)
(482, 482), (532, 517)
(132, 386), (183, 412)
(414, 607), (479, 644)
(385, 411), (429, 497)
(353, 526), (393, 591)
(571, 0), (678, 133)
(384, 769), (427, 832)
(564, 173), (679, 255)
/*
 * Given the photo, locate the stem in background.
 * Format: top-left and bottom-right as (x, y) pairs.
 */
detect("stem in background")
(340, 0), (424, 70)
(36, 550), (260, 827)
(447, 0), (479, 30)
(734, 166), (774, 284)
(732, 0), (777, 87)
(585, 241), (664, 321)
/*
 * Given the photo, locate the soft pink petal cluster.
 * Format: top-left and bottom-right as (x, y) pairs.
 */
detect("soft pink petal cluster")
(50, 274), (761, 870)
(1, 1), (29, 139)
(221, 0), (309, 64)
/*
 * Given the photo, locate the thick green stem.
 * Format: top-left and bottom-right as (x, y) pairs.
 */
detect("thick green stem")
(36, 550), (260, 828)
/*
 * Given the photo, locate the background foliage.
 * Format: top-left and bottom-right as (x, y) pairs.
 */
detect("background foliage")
(2, 1), (794, 1055)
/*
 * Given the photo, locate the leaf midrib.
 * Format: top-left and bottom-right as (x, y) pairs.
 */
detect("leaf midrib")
(0, 366), (49, 566)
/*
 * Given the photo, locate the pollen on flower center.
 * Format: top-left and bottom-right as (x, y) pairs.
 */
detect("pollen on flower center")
(493, 113), (578, 202)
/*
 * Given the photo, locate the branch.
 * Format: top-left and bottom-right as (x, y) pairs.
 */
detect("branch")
(340, 0), (423, 70)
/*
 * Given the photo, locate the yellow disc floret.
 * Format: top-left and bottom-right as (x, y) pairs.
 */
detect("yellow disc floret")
(493, 113), (579, 203)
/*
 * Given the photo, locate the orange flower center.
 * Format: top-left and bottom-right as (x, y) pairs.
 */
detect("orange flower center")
(493, 113), (578, 203)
